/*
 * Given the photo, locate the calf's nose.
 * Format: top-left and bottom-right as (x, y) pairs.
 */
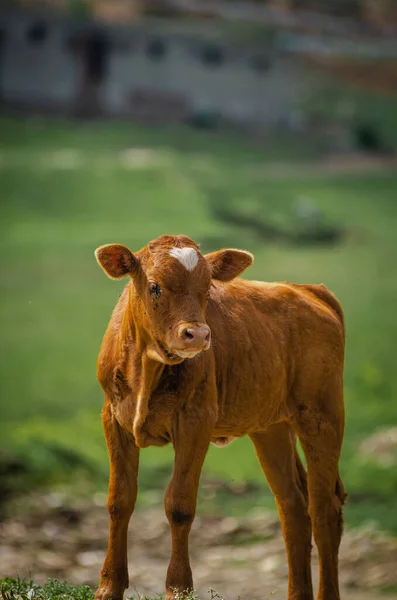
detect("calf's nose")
(181, 325), (211, 348)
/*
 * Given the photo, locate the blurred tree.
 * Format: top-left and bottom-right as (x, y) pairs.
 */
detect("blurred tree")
(91, 0), (142, 22)
(11, 0), (143, 22)
(362, 0), (397, 28)
(232, 0), (397, 24)
(68, 0), (92, 18)
(273, 0), (362, 17)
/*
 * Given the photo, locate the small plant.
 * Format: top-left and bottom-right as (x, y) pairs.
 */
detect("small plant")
(172, 590), (200, 600)
(208, 589), (225, 600)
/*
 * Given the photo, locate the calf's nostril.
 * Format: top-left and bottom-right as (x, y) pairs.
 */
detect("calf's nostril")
(180, 326), (210, 346)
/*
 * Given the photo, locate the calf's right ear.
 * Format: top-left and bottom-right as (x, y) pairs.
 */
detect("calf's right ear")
(95, 244), (139, 280)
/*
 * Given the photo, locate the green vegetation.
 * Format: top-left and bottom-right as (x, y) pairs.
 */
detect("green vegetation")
(1, 116), (397, 532)
(0, 578), (225, 600)
(304, 80), (397, 152)
(0, 579), (94, 600)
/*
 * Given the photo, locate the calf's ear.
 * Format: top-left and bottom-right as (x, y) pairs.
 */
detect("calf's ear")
(205, 249), (254, 282)
(95, 244), (139, 280)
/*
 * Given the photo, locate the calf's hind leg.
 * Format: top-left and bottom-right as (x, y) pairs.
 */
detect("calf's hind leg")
(95, 399), (140, 600)
(295, 379), (346, 600)
(251, 422), (313, 600)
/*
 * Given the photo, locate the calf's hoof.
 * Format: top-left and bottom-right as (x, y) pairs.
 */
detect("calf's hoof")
(95, 581), (127, 600)
(95, 567), (128, 600)
(95, 586), (122, 600)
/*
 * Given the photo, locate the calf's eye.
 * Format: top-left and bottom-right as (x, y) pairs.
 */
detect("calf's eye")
(149, 282), (162, 298)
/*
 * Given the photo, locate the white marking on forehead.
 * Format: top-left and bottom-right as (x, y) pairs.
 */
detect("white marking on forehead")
(169, 247), (199, 271)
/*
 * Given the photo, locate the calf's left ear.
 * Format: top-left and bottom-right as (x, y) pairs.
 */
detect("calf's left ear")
(95, 244), (139, 280)
(205, 249), (254, 282)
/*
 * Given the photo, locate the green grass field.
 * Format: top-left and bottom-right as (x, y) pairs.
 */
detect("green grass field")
(1, 116), (397, 532)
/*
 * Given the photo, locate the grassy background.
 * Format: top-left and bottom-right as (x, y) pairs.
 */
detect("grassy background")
(1, 116), (397, 532)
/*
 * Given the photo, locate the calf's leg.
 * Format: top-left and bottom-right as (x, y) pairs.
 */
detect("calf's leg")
(95, 399), (140, 600)
(251, 422), (314, 600)
(164, 419), (211, 600)
(295, 379), (346, 600)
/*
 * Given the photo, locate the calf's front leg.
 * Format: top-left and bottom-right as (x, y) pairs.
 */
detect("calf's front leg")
(95, 399), (140, 600)
(164, 417), (211, 599)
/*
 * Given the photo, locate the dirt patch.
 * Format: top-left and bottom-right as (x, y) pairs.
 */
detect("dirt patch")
(248, 154), (397, 180)
(359, 427), (397, 467)
(1, 493), (396, 599)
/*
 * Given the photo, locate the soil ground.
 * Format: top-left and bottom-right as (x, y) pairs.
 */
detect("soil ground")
(1, 493), (396, 600)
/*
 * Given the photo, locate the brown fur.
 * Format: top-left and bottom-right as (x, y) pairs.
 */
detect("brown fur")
(94, 235), (346, 600)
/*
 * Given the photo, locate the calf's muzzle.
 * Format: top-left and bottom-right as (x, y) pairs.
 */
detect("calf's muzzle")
(170, 323), (211, 354)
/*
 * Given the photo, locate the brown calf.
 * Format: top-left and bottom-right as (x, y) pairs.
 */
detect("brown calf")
(94, 234), (346, 600)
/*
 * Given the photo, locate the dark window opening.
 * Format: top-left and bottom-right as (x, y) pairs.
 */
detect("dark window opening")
(85, 31), (109, 84)
(146, 38), (167, 60)
(0, 28), (4, 96)
(354, 124), (384, 154)
(250, 55), (272, 73)
(26, 21), (48, 45)
(202, 45), (224, 67)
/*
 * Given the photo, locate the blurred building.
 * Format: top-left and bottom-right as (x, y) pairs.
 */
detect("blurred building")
(0, 2), (396, 127)
(0, 7), (308, 126)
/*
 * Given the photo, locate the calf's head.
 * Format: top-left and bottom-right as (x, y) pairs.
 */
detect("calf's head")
(95, 235), (253, 364)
